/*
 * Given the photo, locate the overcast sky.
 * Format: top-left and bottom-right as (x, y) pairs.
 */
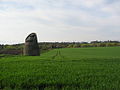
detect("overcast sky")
(0, 0), (120, 44)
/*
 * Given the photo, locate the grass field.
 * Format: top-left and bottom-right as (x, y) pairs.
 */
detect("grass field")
(0, 47), (120, 90)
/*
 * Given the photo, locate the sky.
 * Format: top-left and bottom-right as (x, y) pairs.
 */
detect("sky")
(0, 0), (120, 44)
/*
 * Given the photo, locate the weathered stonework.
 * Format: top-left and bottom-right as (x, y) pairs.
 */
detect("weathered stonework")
(24, 33), (40, 56)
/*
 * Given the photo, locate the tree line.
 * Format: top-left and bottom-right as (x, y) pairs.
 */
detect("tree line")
(0, 40), (120, 55)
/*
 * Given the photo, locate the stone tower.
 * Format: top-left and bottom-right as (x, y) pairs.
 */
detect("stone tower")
(24, 33), (40, 56)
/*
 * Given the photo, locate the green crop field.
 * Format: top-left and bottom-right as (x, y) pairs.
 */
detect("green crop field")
(0, 47), (120, 90)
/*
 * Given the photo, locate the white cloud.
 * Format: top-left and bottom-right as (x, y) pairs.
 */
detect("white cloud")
(101, 1), (120, 14)
(0, 0), (120, 44)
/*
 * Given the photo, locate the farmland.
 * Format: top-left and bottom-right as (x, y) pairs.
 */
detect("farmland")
(0, 47), (120, 90)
